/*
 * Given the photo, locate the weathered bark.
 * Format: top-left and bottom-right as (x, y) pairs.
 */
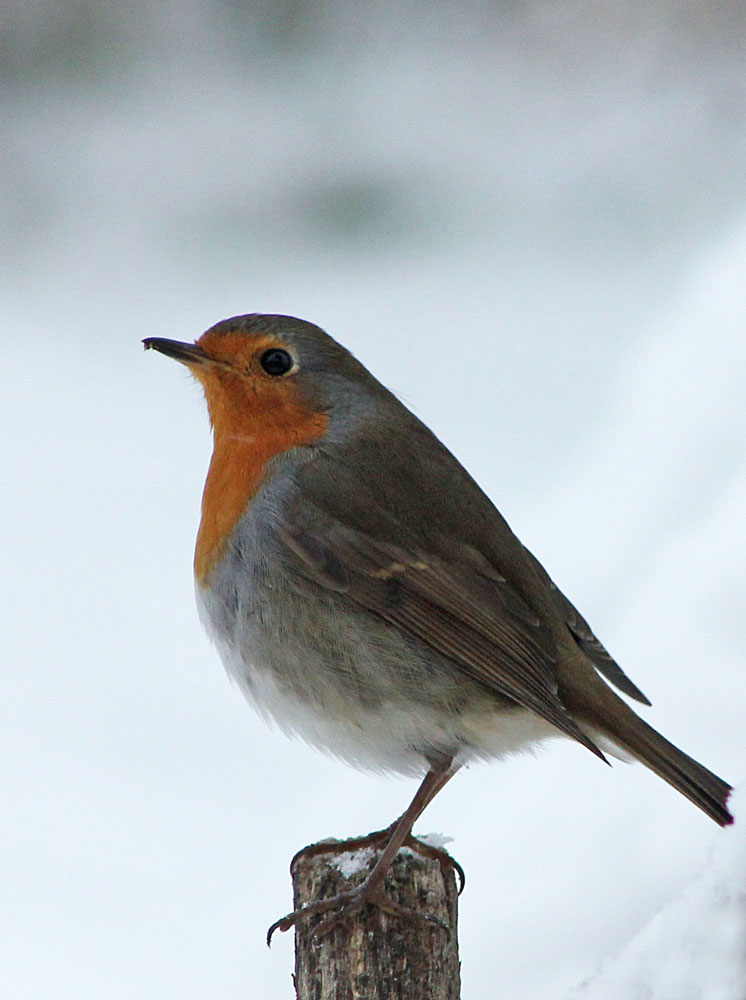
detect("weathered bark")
(290, 836), (461, 1000)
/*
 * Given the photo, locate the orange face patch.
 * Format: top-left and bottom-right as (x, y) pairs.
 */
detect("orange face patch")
(190, 332), (326, 584)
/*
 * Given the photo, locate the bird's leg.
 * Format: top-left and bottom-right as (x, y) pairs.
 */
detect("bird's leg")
(267, 761), (459, 944)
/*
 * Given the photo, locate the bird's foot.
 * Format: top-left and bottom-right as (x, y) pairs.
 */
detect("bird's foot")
(266, 878), (448, 946)
(267, 828), (462, 946)
(401, 833), (466, 895)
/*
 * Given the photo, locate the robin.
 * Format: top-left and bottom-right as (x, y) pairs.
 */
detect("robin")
(144, 313), (732, 939)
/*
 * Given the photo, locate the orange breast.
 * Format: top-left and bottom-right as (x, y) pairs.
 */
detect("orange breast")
(194, 372), (326, 585)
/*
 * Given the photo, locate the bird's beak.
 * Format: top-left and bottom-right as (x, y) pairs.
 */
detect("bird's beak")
(143, 338), (209, 367)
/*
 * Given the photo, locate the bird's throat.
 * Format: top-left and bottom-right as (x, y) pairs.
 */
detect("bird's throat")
(194, 390), (326, 585)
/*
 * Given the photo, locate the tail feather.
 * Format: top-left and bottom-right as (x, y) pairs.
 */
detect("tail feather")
(563, 673), (733, 826)
(610, 712), (733, 826)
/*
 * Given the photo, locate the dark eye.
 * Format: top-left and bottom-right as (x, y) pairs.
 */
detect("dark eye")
(259, 348), (294, 376)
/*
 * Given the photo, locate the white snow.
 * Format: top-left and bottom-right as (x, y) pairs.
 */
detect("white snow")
(330, 847), (377, 879)
(572, 787), (746, 1000)
(415, 833), (455, 851)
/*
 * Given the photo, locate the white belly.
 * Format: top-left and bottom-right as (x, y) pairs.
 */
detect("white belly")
(197, 575), (562, 776)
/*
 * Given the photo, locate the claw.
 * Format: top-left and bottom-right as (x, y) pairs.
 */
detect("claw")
(266, 875), (452, 947)
(266, 916), (289, 947)
(402, 834), (466, 895)
(307, 887), (449, 944)
(266, 886), (363, 947)
(453, 858), (466, 895)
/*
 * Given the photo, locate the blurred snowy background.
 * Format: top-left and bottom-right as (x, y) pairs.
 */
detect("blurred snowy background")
(2, 2), (745, 997)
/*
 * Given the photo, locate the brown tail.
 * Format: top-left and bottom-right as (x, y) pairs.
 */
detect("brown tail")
(607, 709), (732, 826)
(563, 673), (733, 827)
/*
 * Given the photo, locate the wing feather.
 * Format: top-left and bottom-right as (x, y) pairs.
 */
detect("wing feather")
(278, 509), (604, 759)
(521, 547), (651, 705)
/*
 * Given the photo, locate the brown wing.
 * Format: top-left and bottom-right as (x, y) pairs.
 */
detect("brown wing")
(277, 505), (605, 760)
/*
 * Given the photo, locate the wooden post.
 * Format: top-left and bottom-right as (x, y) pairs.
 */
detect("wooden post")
(289, 835), (461, 1000)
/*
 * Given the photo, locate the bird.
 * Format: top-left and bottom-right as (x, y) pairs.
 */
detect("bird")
(144, 312), (732, 938)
